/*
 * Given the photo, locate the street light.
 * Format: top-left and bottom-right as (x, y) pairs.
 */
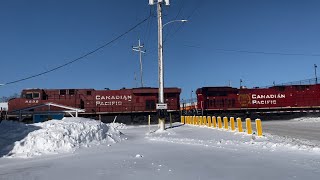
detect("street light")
(158, 19), (187, 131)
(163, 19), (188, 28)
(150, 0), (188, 131)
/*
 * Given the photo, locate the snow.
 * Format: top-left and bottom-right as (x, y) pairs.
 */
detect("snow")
(0, 117), (123, 158)
(1, 117), (320, 179)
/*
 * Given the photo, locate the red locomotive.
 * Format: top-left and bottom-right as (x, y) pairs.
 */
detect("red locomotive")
(8, 87), (181, 123)
(193, 84), (320, 117)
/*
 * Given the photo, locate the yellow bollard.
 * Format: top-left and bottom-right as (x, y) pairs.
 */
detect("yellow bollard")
(148, 115), (151, 132)
(223, 117), (229, 130)
(199, 116), (203, 126)
(196, 116), (199, 125)
(203, 116), (207, 126)
(212, 116), (217, 128)
(217, 116), (222, 129)
(207, 116), (212, 127)
(230, 117), (235, 131)
(193, 116), (196, 125)
(188, 116), (191, 124)
(246, 118), (252, 135)
(255, 119), (263, 136)
(237, 118), (243, 132)
(181, 116), (185, 124)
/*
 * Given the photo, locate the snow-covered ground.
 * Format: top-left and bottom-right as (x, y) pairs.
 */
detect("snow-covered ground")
(0, 117), (320, 180)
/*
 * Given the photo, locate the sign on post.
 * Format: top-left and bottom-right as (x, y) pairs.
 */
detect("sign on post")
(156, 103), (167, 110)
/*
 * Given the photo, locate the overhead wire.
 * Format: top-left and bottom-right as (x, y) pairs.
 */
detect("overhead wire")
(3, 15), (152, 86)
(163, 0), (186, 42)
(164, 0), (205, 43)
(183, 44), (320, 57)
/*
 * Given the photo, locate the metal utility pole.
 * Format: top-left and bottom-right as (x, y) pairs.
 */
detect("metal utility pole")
(132, 39), (146, 87)
(315, 64), (318, 84)
(149, 0), (170, 131)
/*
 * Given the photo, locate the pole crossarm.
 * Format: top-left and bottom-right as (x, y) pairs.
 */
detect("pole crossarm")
(132, 39), (146, 87)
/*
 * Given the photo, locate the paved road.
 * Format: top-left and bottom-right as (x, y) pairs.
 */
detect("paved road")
(257, 118), (320, 144)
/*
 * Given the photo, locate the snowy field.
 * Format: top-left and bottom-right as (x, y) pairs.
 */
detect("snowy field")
(0, 117), (320, 180)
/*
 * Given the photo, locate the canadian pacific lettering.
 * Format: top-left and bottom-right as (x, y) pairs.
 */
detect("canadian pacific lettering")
(95, 95), (131, 106)
(251, 94), (285, 105)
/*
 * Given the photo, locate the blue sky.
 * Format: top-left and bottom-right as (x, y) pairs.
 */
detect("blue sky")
(0, 0), (320, 100)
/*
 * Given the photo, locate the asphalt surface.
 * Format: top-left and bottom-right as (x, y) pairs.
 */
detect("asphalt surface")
(257, 118), (320, 144)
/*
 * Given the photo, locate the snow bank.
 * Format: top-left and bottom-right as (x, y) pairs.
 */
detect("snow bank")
(146, 124), (320, 154)
(0, 117), (123, 158)
(291, 116), (320, 122)
(109, 122), (128, 129)
(249, 133), (320, 153)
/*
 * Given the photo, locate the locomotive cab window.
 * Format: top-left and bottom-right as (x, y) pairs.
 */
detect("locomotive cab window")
(60, 90), (66, 95)
(68, 89), (75, 95)
(33, 92), (40, 99)
(25, 93), (33, 99)
(25, 92), (40, 99)
(87, 91), (92, 96)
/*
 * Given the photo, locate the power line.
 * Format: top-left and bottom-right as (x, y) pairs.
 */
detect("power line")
(164, 0), (205, 43)
(3, 15), (151, 86)
(183, 44), (320, 57)
(163, 0), (186, 41)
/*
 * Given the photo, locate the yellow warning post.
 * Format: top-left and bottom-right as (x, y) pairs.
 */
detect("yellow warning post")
(255, 119), (263, 136)
(217, 116), (222, 129)
(230, 117), (235, 131)
(237, 117), (243, 132)
(223, 117), (229, 130)
(246, 118), (252, 135)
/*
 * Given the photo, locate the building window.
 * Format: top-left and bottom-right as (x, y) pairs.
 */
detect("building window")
(87, 91), (92, 96)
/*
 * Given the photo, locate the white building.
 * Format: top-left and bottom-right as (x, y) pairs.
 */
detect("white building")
(0, 102), (8, 111)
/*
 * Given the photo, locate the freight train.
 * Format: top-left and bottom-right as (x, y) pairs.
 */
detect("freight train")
(7, 81), (320, 123)
(182, 83), (320, 119)
(8, 87), (181, 123)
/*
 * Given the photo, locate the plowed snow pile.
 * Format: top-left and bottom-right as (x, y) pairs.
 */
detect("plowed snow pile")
(0, 117), (123, 158)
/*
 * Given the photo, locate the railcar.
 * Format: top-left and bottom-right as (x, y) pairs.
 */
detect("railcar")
(8, 87), (181, 123)
(193, 84), (320, 118)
